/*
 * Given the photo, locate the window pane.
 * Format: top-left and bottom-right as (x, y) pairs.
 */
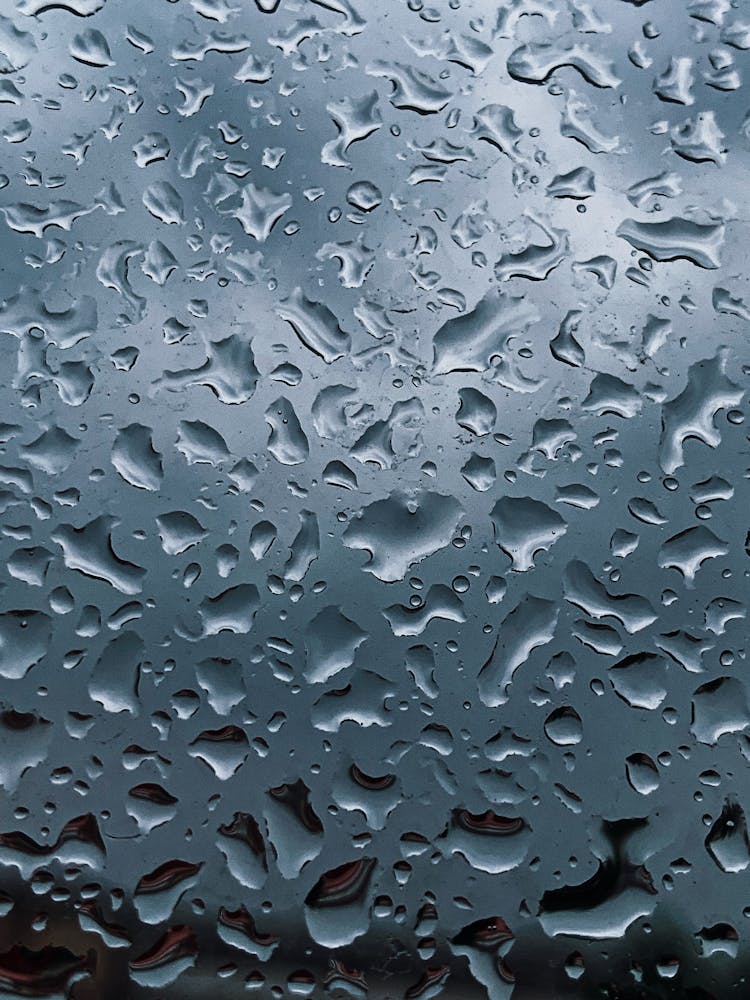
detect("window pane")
(0, 1), (746, 997)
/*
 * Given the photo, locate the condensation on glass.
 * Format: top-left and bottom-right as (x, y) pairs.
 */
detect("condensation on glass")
(0, 0), (747, 996)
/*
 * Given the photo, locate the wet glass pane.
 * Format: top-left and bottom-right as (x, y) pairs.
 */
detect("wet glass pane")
(0, 0), (747, 997)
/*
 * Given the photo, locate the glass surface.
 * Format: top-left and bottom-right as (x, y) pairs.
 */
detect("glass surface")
(0, 0), (747, 996)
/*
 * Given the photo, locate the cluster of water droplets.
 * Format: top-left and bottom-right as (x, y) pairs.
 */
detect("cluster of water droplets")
(0, 0), (748, 996)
